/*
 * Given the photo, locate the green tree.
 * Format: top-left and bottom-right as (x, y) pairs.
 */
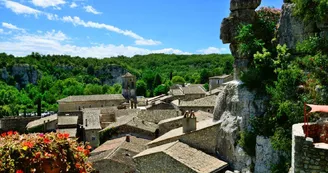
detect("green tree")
(153, 85), (169, 96)
(136, 80), (147, 96)
(172, 76), (185, 85)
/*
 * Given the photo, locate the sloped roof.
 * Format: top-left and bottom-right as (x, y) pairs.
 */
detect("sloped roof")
(181, 85), (206, 95)
(83, 109), (102, 130)
(26, 114), (57, 129)
(178, 95), (217, 107)
(89, 135), (150, 164)
(122, 72), (135, 78)
(207, 86), (224, 96)
(134, 141), (228, 173)
(170, 88), (184, 96)
(148, 119), (220, 146)
(57, 94), (125, 102)
(57, 116), (78, 125)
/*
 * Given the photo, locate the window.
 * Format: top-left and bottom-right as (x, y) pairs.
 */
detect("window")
(89, 105), (91, 108)
(78, 106), (81, 110)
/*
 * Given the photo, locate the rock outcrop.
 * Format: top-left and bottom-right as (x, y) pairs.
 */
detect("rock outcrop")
(0, 64), (40, 89)
(254, 136), (280, 173)
(277, 3), (317, 51)
(95, 64), (127, 85)
(220, 0), (261, 79)
(214, 82), (266, 170)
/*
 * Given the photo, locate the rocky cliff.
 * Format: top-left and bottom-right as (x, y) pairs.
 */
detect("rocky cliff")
(95, 64), (127, 85)
(1, 64), (40, 89)
(214, 82), (266, 171)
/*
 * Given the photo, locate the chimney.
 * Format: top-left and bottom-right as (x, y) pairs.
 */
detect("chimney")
(126, 134), (131, 142)
(182, 111), (196, 133)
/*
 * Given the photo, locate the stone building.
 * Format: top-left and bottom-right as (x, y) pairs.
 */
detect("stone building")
(148, 118), (220, 155)
(83, 109), (102, 148)
(168, 84), (207, 101)
(122, 72), (137, 109)
(0, 116), (40, 133)
(209, 74), (232, 91)
(57, 94), (125, 114)
(173, 95), (217, 114)
(134, 141), (228, 173)
(291, 123), (328, 173)
(158, 111), (213, 135)
(57, 116), (79, 137)
(26, 114), (57, 132)
(88, 135), (150, 173)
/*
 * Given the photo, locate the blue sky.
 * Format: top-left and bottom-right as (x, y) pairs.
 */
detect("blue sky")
(0, 0), (283, 58)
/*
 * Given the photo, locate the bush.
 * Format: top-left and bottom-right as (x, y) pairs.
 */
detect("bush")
(238, 130), (257, 157)
(0, 131), (93, 172)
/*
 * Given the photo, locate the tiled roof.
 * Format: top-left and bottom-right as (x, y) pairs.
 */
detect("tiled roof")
(209, 74), (231, 79)
(134, 141), (228, 173)
(122, 72), (134, 78)
(57, 94), (125, 102)
(89, 135), (150, 164)
(26, 114), (57, 129)
(170, 89), (184, 96)
(83, 109), (101, 130)
(178, 95), (217, 107)
(57, 116), (78, 125)
(148, 119), (220, 146)
(158, 111), (213, 125)
(57, 128), (77, 137)
(206, 86), (224, 96)
(181, 85), (206, 95)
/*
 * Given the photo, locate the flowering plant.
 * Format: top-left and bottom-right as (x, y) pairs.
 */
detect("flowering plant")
(0, 131), (93, 173)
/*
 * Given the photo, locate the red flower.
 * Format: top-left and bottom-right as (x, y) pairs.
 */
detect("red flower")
(34, 152), (41, 159)
(63, 133), (69, 139)
(1, 133), (6, 137)
(77, 146), (84, 152)
(75, 163), (81, 168)
(83, 149), (90, 156)
(57, 133), (64, 139)
(16, 170), (23, 173)
(22, 141), (34, 148)
(7, 131), (13, 136)
(43, 137), (50, 144)
(86, 145), (92, 150)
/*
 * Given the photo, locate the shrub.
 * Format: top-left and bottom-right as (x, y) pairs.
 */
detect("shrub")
(238, 130), (257, 157)
(0, 131), (93, 173)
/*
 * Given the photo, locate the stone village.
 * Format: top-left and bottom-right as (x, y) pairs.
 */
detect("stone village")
(2, 0), (328, 173)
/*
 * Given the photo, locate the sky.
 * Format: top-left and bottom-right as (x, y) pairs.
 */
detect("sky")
(0, 0), (283, 58)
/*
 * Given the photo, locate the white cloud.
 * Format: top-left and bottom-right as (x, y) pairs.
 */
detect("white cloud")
(197, 47), (229, 54)
(70, 2), (77, 8)
(3, 0), (41, 16)
(0, 30), (188, 58)
(135, 39), (162, 46)
(30, 0), (66, 8)
(2, 22), (25, 32)
(61, 16), (162, 45)
(83, 5), (101, 15)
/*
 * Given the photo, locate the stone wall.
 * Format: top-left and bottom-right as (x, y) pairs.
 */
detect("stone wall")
(0, 116), (40, 133)
(134, 152), (196, 173)
(158, 116), (184, 135)
(58, 100), (125, 113)
(148, 123), (220, 155)
(292, 123), (328, 173)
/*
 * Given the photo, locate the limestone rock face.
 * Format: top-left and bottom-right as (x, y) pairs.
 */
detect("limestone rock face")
(254, 136), (280, 173)
(277, 3), (317, 51)
(0, 65), (41, 89)
(95, 64), (127, 85)
(214, 82), (266, 170)
(230, 0), (261, 11)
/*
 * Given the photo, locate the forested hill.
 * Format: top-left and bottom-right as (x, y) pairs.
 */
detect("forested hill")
(0, 52), (233, 116)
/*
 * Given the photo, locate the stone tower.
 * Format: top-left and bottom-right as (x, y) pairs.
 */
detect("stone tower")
(122, 72), (137, 108)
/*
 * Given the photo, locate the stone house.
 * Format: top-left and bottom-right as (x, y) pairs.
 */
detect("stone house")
(88, 135), (150, 173)
(57, 94), (125, 114)
(147, 119), (221, 155)
(57, 116), (79, 137)
(209, 74), (233, 91)
(134, 141), (228, 173)
(168, 84), (207, 101)
(83, 109), (102, 148)
(173, 95), (217, 114)
(26, 114), (57, 132)
(158, 111), (213, 135)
